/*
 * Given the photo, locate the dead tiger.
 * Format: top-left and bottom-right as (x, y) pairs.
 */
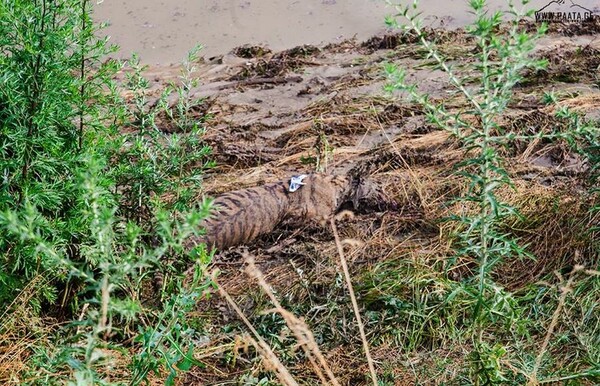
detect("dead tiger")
(185, 173), (389, 250)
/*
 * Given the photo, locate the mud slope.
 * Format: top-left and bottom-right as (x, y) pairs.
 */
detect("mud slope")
(123, 21), (600, 385)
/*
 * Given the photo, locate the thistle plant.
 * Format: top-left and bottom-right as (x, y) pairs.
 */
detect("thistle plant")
(383, 0), (600, 383)
(383, 0), (551, 382)
(385, 0), (544, 314)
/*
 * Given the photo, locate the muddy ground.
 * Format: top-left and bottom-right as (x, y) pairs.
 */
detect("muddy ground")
(94, 0), (600, 63)
(93, 0), (498, 64)
(119, 19), (600, 385)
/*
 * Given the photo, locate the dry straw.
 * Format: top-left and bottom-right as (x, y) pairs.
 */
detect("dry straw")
(214, 257), (343, 386)
(212, 270), (300, 386)
(526, 264), (600, 386)
(330, 212), (379, 386)
(213, 244), (386, 386)
(244, 255), (341, 386)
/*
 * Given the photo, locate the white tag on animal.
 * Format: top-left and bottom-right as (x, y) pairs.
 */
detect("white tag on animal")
(289, 174), (308, 192)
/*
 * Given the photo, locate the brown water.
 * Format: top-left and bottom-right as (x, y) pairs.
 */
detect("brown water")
(93, 0), (599, 64)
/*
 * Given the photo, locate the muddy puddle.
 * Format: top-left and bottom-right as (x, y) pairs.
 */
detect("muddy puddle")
(91, 0), (600, 65)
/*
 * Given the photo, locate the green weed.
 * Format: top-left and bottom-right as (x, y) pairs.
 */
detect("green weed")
(0, 1), (214, 384)
(383, 0), (599, 384)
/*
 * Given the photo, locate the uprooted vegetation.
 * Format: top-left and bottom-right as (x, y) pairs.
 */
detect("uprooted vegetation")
(1, 1), (599, 385)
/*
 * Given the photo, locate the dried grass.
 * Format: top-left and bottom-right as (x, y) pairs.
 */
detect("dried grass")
(527, 266), (600, 386)
(213, 270), (300, 386)
(330, 213), (378, 386)
(0, 275), (53, 385)
(496, 181), (598, 289)
(212, 255), (346, 386)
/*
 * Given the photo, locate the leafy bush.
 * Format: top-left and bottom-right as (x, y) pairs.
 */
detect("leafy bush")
(111, 48), (214, 225)
(0, 0), (213, 384)
(0, 0), (117, 307)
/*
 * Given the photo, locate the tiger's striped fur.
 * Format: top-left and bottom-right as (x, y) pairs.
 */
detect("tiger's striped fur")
(186, 173), (374, 250)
